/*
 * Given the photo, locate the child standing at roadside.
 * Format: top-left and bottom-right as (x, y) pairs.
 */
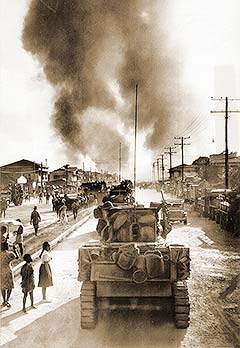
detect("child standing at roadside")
(38, 242), (53, 302)
(20, 254), (36, 313)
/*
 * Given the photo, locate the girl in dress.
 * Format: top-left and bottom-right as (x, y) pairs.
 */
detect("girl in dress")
(20, 253), (36, 313)
(38, 242), (53, 302)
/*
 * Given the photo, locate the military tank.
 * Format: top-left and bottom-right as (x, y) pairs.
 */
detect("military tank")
(107, 180), (134, 205)
(78, 202), (191, 330)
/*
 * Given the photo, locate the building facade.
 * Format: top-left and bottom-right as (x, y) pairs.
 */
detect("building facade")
(0, 159), (48, 192)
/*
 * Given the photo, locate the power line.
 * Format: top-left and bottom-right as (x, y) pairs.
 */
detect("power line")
(178, 115), (200, 135)
(179, 114), (208, 137)
(183, 118), (208, 138)
(182, 117), (204, 136)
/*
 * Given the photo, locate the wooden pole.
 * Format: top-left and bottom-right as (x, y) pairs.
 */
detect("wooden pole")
(133, 84), (138, 194)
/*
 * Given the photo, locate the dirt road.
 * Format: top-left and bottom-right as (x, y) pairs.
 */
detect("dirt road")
(1, 189), (239, 348)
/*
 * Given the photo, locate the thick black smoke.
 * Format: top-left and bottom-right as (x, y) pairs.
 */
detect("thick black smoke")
(22, 0), (189, 170)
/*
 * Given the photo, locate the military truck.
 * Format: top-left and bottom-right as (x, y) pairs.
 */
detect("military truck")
(207, 189), (232, 222)
(216, 191), (240, 234)
(108, 180), (134, 205)
(166, 199), (188, 225)
(78, 203), (191, 330)
(81, 181), (107, 204)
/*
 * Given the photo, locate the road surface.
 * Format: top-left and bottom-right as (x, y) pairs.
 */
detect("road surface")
(1, 189), (240, 348)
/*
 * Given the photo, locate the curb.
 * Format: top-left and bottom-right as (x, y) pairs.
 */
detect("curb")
(24, 219), (59, 236)
(13, 209), (93, 276)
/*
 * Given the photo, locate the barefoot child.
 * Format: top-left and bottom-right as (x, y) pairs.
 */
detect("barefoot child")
(20, 254), (36, 313)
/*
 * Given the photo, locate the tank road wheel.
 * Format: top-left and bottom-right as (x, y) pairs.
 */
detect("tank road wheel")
(173, 281), (190, 329)
(80, 281), (97, 329)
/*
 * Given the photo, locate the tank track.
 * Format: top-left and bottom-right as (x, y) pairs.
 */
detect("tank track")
(80, 281), (97, 329)
(173, 280), (190, 329)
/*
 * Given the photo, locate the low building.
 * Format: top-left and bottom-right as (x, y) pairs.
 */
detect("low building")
(0, 159), (48, 192)
(192, 156), (209, 166)
(169, 164), (198, 180)
(49, 166), (78, 185)
(209, 152), (240, 166)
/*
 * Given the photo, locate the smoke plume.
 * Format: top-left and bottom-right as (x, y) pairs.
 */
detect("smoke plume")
(22, 0), (189, 171)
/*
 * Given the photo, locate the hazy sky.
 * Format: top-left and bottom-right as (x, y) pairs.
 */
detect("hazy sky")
(1, 1), (240, 180)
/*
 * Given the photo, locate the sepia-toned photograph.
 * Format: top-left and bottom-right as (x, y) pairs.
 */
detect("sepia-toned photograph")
(0, 1), (240, 347)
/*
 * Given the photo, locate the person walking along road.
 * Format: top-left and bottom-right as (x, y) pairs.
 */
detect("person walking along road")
(59, 202), (68, 224)
(72, 201), (79, 220)
(46, 192), (50, 204)
(38, 192), (43, 204)
(30, 206), (41, 236)
(38, 242), (53, 302)
(0, 242), (18, 307)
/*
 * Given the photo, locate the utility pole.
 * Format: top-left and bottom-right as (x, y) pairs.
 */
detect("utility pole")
(40, 162), (43, 189)
(119, 142), (122, 183)
(156, 158), (160, 182)
(211, 97), (240, 189)
(174, 137), (191, 181)
(165, 146), (177, 178)
(33, 161), (36, 188)
(153, 160), (158, 184)
(65, 164), (69, 185)
(155, 155), (165, 183)
(158, 154), (165, 181)
(225, 97), (229, 189)
(133, 84), (138, 193)
(152, 162), (156, 183)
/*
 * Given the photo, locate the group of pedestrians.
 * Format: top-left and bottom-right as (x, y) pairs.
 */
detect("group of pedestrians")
(0, 220), (24, 257)
(0, 240), (53, 313)
(0, 191), (83, 313)
(38, 191), (51, 205)
(0, 206), (41, 264)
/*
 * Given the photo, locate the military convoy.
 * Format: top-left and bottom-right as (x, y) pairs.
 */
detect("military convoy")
(78, 200), (191, 330)
(195, 189), (240, 236)
(166, 199), (188, 225)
